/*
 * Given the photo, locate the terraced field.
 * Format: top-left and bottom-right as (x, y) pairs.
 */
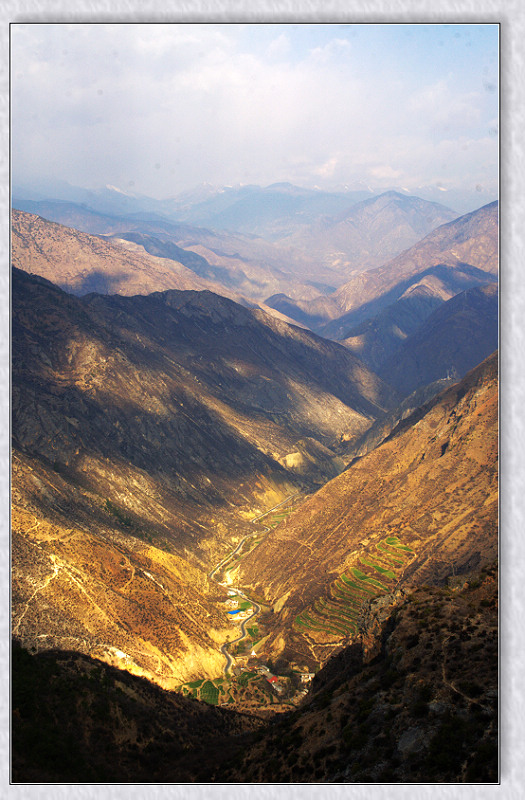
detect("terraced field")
(266, 509), (295, 528)
(294, 536), (415, 638)
(175, 671), (282, 708)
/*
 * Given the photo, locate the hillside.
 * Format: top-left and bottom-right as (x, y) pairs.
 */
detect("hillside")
(12, 564), (497, 783)
(12, 201), (326, 303)
(11, 641), (263, 782)
(229, 567), (498, 783)
(236, 353), (498, 668)
(11, 208), (234, 298)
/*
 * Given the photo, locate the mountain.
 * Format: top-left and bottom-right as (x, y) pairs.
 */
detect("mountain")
(153, 186), (459, 284)
(263, 201), (498, 339)
(13, 177), (183, 218)
(230, 567), (497, 783)
(377, 283), (499, 396)
(12, 267), (396, 684)
(12, 201), (329, 302)
(11, 208), (235, 298)
(341, 281), (498, 393)
(279, 191), (458, 274)
(235, 353), (498, 668)
(11, 178), (499, 784)
(339, 377), (457, 461)
(323, 200), (498, 336)
(168, 182), (372, 240)
(12, 185), (461, 294)
(338, 279), (447, 372)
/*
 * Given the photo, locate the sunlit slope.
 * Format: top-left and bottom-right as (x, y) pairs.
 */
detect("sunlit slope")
(11, 208), (238, 297)
(12, 454), (233, 688)
(237, 353), (498, 662)
(12, 267), (399, 679)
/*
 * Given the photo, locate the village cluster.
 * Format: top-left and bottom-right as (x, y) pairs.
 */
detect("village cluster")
(223, 590), (315, 699)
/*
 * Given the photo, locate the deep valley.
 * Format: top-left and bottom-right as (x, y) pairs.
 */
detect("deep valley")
(11, 182), (499, 785)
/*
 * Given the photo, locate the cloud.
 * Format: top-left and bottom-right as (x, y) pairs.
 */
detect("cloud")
(370, 165), (403, 181)
(267, 33), (291, 60)
(11, 24), (499, 201)
(408, 80), (482, 131)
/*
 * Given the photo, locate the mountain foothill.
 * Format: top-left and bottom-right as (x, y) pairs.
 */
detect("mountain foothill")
(11, 181), (498, 783)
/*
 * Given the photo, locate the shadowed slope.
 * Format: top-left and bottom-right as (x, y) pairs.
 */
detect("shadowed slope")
(377, 283), (498, 396)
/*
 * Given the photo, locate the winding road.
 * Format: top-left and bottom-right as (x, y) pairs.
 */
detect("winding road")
(208, 493), (299, 674)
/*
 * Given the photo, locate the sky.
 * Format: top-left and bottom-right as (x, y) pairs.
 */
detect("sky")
(11, 23), (499, 210)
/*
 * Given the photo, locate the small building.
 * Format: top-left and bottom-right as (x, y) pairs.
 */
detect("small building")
(266, 676), (283, 694)
(300, 672), (315, 684)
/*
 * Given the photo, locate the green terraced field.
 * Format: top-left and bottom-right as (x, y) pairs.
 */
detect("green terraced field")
(359, 557), (397, 580)
(294, 536), (416, 638)
(237, 670), (258, 687)
(385, 536), (415, 552)
(200, 680), (220, 705)
(266, 506), (297, 529)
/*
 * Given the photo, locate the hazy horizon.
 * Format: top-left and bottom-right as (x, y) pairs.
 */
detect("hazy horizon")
(11, 22), (499, 213)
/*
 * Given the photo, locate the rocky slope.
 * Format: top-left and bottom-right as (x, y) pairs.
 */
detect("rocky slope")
(340, 377), (457, 461)
(11, 208), (234, 298)
(236, 353), (498, 668)
(13, 267), (393, 509)
(228, 566), (498, 783)
(11, 475), (232, 688)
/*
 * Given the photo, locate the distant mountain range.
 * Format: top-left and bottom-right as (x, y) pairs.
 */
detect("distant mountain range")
(12, 189), (498, 408)
(278, 190), (458, 275)
(12, 201), (327, 303)
(13, 180), (464, 287)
